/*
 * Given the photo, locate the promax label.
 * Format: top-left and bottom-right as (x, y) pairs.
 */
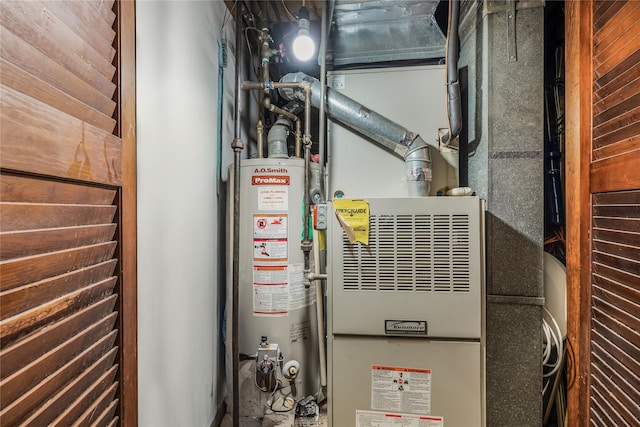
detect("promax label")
(252, 175), (290, 185)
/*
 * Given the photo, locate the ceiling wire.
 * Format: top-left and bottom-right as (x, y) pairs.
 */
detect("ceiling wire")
(280, 0), (297, 21)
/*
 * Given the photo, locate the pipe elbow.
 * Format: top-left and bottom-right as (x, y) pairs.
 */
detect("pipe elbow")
(404, 136), (432, 197)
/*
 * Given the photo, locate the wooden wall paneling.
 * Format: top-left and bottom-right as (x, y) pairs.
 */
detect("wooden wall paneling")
(117, 0), (138, 424)
(593, 93), (640, 129)
(0, 85), (121, 185)
(591, 343), (640, 406)
(593, 27), (640, 77)
(593, 1), (640, 50)
(591, 149), (640, 192)
(41, 1), (117, 63)
(0, 276), (118, 346)
(91, 0), (116, 27)
(0, 261), (117, 319)
(0, 174), (117, 205)
(20, 360), (118, 426)
(593, 74), (640, 113)
(1, 0), (135, 423)
(1, 203), (117, 231)
(592, 137), (640, 161)
(0, 224), (118, 260)
(593, 107), (640, 144)
(0, 28), (116, 117)
(0, 1), (116, 94)
(593, 0), (626, 32)
(0, 243), (118, 291)
(565, 0), (594, 424)
(1, 313), (119, 406)
(0, 335), (118, 426)
(92, 398), (120, 427)
(594, 49), (640, 95)
(76, 384), (119, 426)
(0, 59), (117, 133)
(0, 296), (118, 380)
(591, 326), (640, 379)
(50, 370), (119, 426)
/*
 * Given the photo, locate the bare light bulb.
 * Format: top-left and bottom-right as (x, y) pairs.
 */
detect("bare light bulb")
(292, 29), (315, 61)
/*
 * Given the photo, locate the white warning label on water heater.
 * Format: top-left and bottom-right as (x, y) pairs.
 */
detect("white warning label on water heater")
(253, 214), (288, 262)
(253, 265), (288, 316)
(356, 410), (443, 427)
(371, 366), (432, 415)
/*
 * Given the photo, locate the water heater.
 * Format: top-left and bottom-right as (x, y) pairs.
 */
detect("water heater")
(228, 157), (320, 400)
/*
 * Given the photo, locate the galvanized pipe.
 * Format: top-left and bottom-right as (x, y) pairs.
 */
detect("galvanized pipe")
(231, 4), (244, 426)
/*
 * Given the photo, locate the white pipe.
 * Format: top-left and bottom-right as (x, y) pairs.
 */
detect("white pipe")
(312, 229), (327, 387)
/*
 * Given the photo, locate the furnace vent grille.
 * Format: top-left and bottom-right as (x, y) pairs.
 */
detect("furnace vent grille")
(342, 214), (470, 292)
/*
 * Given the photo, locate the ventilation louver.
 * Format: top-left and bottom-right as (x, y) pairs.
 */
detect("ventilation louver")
(342, 214), (471, 292)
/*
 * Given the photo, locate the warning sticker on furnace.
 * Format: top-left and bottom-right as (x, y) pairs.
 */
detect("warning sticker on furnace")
(371, 366), (432, 415)
(333, 199), (369, 245)
(356, 410), (443, 427)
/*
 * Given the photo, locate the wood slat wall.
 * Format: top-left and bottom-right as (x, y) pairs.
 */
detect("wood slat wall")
(585, 1), (640, 426)
(591, 190), (640, 425)
(0, 175), (120, 425)
(592, 1), (640, 165)
(567, 1), (640, 425)
(0, 0), (132, 424)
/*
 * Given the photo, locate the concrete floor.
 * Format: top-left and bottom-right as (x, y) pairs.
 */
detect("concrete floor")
(220, 360), (327, 427)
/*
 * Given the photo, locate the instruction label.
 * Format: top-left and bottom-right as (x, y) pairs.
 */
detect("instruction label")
(329, 74), (346, 89)
(371, 366), (432, 415)
(289, 263), (316, 310)
(253, 214), (288, 262)
(333, 199), (370, 245)
(356, 410), (443, 427)
(258, 187), (288, 210)
(253, 265), (288, 316)
(289, 320), (311, 344)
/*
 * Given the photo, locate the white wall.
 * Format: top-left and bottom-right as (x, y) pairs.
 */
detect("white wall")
(136, 1), (235, 425)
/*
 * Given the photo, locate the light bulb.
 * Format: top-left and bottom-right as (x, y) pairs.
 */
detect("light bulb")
(292, 29), (315, 61)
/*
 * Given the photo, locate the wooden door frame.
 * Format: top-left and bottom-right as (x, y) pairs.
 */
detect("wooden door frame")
(118, 1), (138, 425)
(565, 0), (592, 425)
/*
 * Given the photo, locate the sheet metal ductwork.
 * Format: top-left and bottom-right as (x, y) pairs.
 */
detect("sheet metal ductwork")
(279, 72), (434, 197)
(331, 0), (446, 66)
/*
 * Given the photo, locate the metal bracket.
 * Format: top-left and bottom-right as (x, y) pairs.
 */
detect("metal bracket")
(507, 0), (517, 62)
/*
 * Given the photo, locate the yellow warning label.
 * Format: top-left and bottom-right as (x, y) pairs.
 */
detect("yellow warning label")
(333, 199), (369, 245)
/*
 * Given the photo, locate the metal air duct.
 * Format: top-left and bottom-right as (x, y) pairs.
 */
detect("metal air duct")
(279, 72), (435, 197)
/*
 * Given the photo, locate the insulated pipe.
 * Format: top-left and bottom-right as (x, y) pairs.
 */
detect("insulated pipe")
(279, 73), (433, 197)
(443, 0), (462, 146)
(231, 3), (244, 426)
